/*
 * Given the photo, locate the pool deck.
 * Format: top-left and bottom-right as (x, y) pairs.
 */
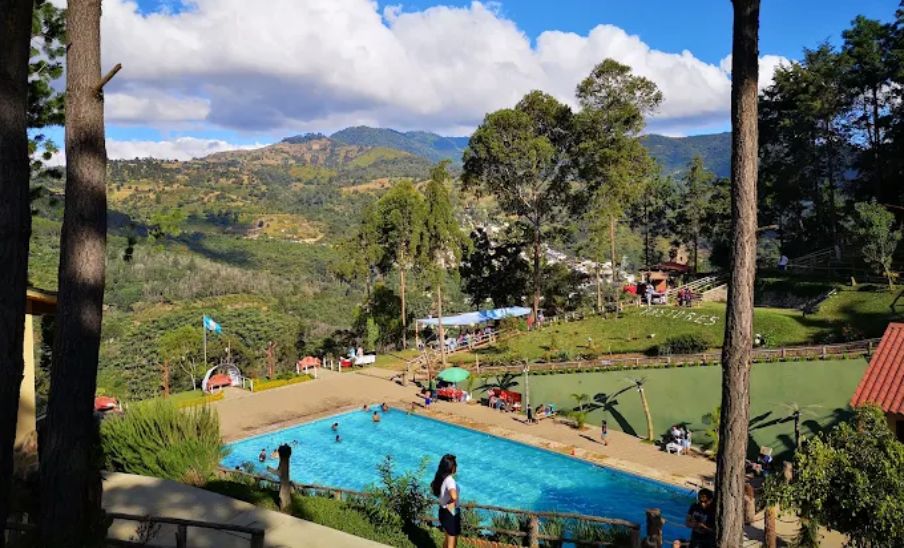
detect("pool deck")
(213, 368), (845, 547)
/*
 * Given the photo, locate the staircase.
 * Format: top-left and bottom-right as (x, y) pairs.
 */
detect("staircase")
(787, 247), (835, 270)
(667, 275), (728, 296)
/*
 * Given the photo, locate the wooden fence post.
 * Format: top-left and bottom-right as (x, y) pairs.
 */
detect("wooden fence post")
(630, 526), (641, 548)
(821, 345), (827, 358)
(781, 347), (786, 359)
(642, 509), (663, 548)
(175, 524), (187, 548)
(527, 515), (539, 548)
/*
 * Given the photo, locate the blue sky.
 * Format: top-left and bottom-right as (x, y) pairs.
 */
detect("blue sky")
(69, 0), (900, 159)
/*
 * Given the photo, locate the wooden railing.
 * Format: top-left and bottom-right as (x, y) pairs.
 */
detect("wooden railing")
(469, 338), (880, 376)
(220, 469), (648, 547)
(4, 513), (264, 548)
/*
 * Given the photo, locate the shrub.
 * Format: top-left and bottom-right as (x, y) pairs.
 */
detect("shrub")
(490, 513), (521, 545)
(573, 521), (633, 548)
(353, 455), (431, 532)
(651, 334), (709, 356)
(540, 517), (565, 548)
(101, 399), (224, 485)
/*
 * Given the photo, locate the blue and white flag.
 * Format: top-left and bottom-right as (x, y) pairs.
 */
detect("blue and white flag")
(203, 315), (222, 333)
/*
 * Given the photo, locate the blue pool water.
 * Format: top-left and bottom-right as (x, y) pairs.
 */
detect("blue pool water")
(223, 407), (695, 541)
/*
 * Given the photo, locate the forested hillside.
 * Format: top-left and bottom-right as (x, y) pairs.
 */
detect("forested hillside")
(642, 132), (731, 177)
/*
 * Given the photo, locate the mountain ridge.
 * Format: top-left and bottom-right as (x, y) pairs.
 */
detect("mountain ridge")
(270, 126), (730, 177)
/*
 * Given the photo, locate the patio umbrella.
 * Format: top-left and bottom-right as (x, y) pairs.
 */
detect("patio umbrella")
(437, 367), (470, 383)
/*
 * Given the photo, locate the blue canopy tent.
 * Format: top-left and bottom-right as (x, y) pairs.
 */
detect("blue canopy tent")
(416, 306), (531, 327)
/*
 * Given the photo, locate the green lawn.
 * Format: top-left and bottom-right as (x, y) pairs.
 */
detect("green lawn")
(523, 357), (868, 459)
(377, 287), (901, 368)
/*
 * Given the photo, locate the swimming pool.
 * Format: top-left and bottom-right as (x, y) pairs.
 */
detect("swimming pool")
(223, 407), (695, 541)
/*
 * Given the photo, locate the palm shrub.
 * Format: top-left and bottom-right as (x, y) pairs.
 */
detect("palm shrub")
(101, 399), (224, 485)
(353, 455), (431, 533)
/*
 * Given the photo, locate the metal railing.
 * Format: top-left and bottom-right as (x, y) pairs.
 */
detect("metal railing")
(4, 513), (265, 548)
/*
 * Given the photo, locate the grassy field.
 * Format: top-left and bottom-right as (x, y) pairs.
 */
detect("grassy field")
(377, 287), (901, 368)
(521, 357), (868, 459)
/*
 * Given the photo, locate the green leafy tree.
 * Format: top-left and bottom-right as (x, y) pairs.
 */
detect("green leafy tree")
(627, 172), (677, 269)
(335, 203), (382, 301)
(843, 16), (895, 202)
(770, 405), (904, 547)
(675, 156), (716, 273)
(459, 227), (529, 308)
(853, 201), (901, 289)
(419, 161), (466, 366)
(373, 180), (426, 348)
(158, 325), (204, 391)
(572, 59), (661, 290)
(759, 44), (849, 253)
(28, 0), (66, 177)
(463, 91), (574, 319)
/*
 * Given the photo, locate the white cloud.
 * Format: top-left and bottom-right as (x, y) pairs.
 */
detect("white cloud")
(51, 0), (789, 138)
(45, 136), (264, 164)
(105, 91), (210, 123)
(106, 137), (264, 160)
(719, 53), (790, 91)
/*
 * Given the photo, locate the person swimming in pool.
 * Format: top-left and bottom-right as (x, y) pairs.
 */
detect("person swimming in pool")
(335, 435), (341, 443)
(331, 422), (339, 432)
(372, 411), (381, 423)
(362, 404), (369, 412)
(381, 402), (389, 412)
(258, 449), (266, 463)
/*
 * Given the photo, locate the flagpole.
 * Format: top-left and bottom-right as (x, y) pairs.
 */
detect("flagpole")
(203, 316), (207, 367)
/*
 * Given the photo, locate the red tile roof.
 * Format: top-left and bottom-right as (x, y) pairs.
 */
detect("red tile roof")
(851, 323), (904, 413)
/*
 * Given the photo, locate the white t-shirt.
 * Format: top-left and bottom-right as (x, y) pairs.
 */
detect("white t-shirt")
(439, 475), (458, 508)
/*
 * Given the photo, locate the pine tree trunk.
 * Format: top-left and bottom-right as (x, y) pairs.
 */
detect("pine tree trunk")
(437, 282), (446, 367)
(400, 266), (407, 349)
(532, 221), (541, 319)
(596, 265), (602, 312)
(609, 215), (617, 278)
(693, 235), (699, 274)
(715, 2), (759, 547)
(639, 387), (654, 441)
(40, 1), (109, 544)
(0, 0), (34, 537)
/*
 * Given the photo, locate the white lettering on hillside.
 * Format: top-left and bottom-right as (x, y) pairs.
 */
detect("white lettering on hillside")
(638, 306), (719, 326)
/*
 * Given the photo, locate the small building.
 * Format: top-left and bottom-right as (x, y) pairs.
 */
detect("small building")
(16, 287), (57, 475)
(850, 322), (904, 441)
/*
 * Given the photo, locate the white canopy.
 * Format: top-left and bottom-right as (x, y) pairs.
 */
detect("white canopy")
(417, 306), (531, 327)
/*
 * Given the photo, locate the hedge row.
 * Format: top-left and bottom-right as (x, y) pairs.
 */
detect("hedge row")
(251, 374), (313, 392)
(174, 391), (225, 408)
